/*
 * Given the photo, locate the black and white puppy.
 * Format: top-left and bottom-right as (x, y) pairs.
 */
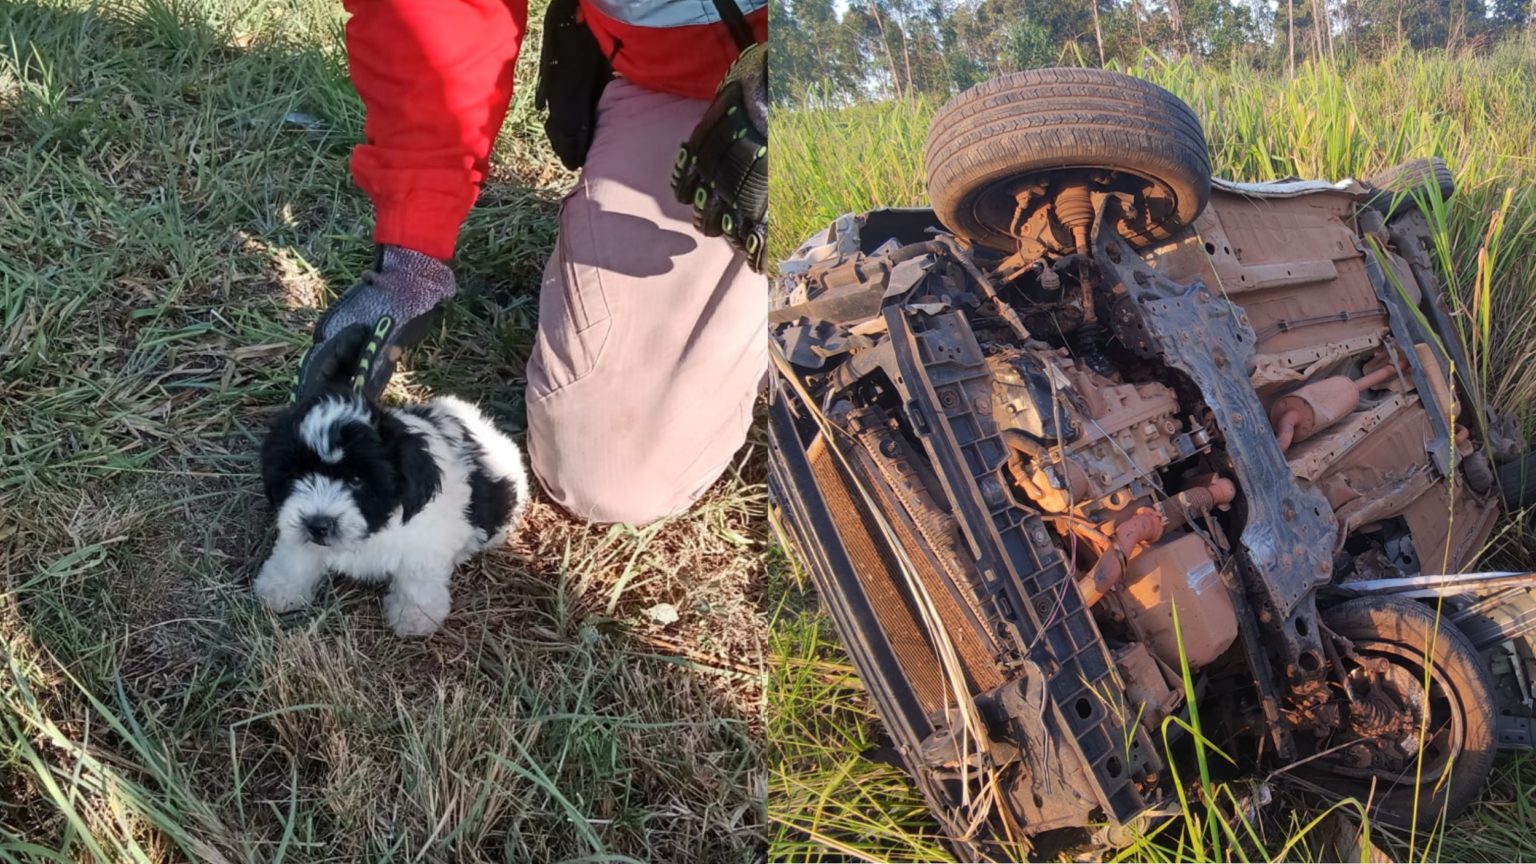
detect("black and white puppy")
(254, 391), (529, 636)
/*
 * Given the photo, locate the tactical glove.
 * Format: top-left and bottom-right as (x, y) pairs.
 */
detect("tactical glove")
(292, 245), (456, 401)
(672, 42), (768, 272)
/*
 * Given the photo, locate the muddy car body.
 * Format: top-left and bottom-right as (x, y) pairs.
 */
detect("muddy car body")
(767, 68), (1536, 859)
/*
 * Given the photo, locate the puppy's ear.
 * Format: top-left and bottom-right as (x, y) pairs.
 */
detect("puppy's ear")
(259, 407), (301, 506)
(379, 412), (441, 522)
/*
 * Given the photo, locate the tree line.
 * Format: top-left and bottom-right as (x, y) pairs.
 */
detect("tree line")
(769, 0), (1536, 103)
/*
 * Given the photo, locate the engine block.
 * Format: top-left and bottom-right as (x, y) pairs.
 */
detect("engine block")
(990, 348), (1204, 512)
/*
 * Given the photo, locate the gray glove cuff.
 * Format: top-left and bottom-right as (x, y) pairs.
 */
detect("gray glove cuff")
(316, 245), (457, 341)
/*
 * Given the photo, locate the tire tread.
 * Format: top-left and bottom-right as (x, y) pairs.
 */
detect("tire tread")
(923, 67), (1212, 250)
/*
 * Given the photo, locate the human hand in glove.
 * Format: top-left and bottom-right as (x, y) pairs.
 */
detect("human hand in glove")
(291, 245), (456, 402)
(672, 42), (768, 272)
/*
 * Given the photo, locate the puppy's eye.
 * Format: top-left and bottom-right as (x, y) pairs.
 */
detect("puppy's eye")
(346, 476), (364, 490)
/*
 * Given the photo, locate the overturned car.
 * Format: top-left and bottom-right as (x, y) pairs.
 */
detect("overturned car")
(767, 67), (1536, 859)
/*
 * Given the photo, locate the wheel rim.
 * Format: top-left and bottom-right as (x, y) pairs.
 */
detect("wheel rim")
(962, 167), (1187, 254)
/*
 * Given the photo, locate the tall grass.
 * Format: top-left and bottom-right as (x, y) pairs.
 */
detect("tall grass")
(769, 43), (1536, 862)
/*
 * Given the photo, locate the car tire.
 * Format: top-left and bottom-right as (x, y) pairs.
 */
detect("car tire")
(1317, 595), (1496, 829)
(923, 67), (1212, 252)
(1365, 156), (1455, 220)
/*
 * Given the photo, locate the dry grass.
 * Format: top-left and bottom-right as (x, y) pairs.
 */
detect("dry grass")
(0, 0), (766, 860)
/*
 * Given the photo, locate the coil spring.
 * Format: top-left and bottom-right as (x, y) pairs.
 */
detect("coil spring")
(1073, 321), (1116, 377)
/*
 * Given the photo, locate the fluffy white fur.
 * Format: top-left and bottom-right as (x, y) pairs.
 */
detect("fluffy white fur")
(254, 394), (530, 636)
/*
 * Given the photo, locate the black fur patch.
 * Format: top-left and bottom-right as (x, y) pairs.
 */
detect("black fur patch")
(377, 409), (441, 523)
(465, 463), (515, 537)
(454, 421), (515, 536)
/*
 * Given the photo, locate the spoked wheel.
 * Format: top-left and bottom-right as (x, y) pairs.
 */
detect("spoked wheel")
(1306, 596), (1496, 829)
(923, 68), (1212, 256)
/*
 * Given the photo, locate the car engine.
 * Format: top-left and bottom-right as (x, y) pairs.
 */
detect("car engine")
(987, 345), (1239, 672)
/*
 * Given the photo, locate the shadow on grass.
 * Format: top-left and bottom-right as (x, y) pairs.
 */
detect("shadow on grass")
(0, 2), (765, 861)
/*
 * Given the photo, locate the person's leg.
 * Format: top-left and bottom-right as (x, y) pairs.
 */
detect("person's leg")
(525, 78), (766, 525)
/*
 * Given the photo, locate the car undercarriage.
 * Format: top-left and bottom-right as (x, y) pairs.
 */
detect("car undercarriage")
(767, 68), (1536, 859)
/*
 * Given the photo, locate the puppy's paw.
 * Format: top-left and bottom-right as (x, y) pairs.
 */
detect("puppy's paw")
(253, 557), (318, 613)
(383, 587), (449, 638)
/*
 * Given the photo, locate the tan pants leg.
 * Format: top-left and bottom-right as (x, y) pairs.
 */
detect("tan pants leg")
(525, 78), (767, 525)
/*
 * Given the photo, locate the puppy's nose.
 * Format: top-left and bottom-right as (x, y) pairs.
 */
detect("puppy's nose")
(303, 515), (338, 544)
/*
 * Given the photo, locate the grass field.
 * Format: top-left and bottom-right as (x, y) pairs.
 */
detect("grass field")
(768, 44), (1536, 862)
(0, 1), (767, 860)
